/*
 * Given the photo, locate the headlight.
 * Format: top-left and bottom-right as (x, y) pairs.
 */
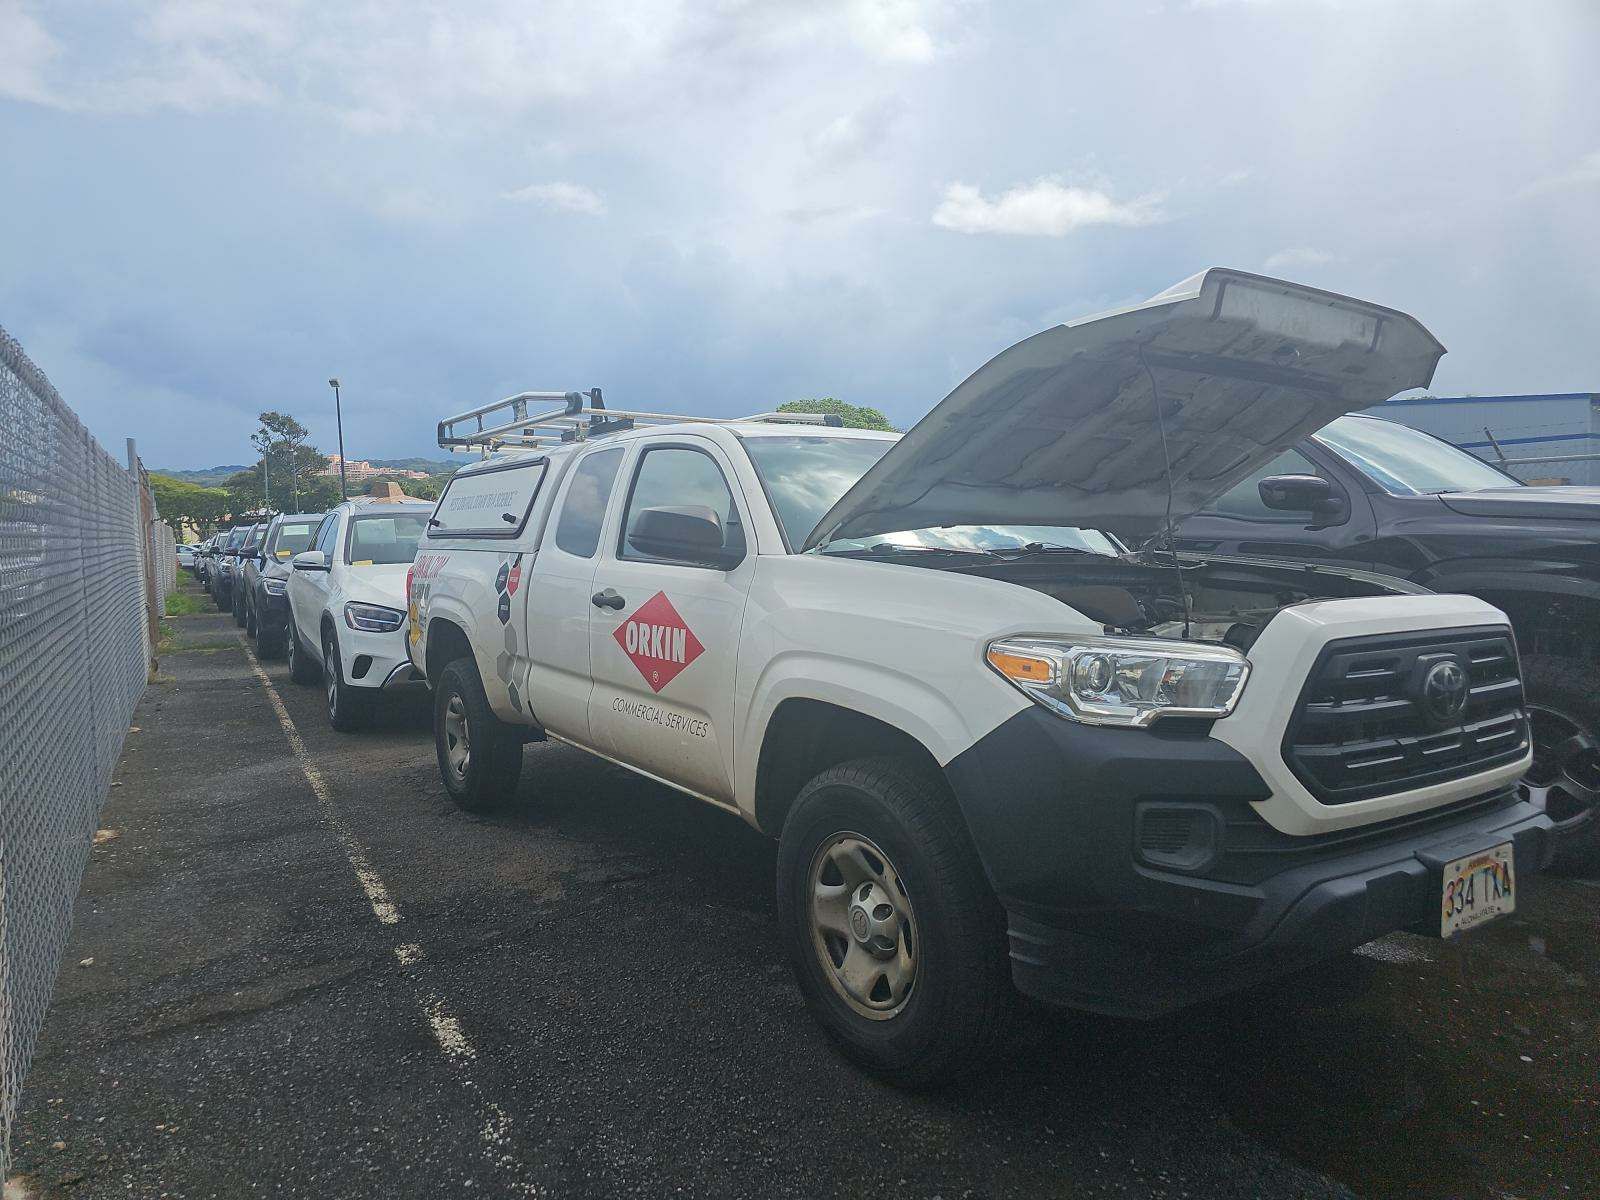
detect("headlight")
(986, 635), (1249, 727)
(344, 602), (404, 633)
(263, 578), (288, 596)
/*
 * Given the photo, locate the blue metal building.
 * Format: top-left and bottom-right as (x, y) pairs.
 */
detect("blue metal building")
(1360, 393), (1600, 485)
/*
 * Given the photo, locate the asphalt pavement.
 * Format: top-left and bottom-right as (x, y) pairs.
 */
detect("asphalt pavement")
(7, 585), (1597, 1198)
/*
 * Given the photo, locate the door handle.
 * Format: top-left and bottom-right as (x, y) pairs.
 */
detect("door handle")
(591, 589), (626, 611)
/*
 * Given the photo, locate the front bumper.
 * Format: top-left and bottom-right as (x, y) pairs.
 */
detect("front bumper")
(943, 708), (1555, 1018)
(337, 624), (424, 692)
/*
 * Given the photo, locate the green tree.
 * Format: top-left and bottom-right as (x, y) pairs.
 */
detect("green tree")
(149, 473), (231, 537)
(777, 397), (894, 431)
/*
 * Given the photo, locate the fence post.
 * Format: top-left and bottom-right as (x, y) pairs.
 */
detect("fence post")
(127, 439), (161, 677)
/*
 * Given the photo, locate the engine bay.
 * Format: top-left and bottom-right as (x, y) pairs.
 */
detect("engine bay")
(939, 551), (1417, 652)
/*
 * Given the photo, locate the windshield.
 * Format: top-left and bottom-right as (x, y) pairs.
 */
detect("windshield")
(345, 512), (430, 566)
(742, 435), (894, 549)
(225, 528), (249, 550)
(1315, 415), (1521, 495)
(269, 519), (321, 560)
(742, 434), (1122, 556)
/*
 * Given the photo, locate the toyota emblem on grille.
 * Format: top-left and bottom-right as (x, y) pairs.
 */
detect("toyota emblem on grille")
(1421, 660), (1469, 725)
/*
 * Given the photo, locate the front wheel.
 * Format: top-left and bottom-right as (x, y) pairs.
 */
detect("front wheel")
(322, 631), (375, 732)
(433, 658), (523, 813)
(776, 757), (1014, 1087)
(1520, 654), (1600, 872)
(286, 620), (318, 684)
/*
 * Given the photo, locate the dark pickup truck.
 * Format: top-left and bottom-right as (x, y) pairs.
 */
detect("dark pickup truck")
(1176, 412), (1600, 867)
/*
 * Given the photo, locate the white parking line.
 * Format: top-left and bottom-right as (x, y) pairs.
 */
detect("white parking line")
(242, 642), (400, 925)
(238, 636), (543, 1196)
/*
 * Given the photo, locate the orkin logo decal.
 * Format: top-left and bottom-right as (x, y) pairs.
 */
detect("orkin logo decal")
(613, 591), (705, 694)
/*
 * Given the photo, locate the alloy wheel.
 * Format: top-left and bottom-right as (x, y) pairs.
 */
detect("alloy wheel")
(1522, 704), (1600, 824)
(443, 692), (472, 783)
(324, 640), (339, 718)
(807, 832), (918, 1020)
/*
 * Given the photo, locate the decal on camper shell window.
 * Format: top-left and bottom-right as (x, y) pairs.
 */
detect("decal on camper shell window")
(614, 591), (704, 694)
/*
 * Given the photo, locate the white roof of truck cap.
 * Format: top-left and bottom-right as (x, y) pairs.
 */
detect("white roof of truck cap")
(802, 267), (1445, 551)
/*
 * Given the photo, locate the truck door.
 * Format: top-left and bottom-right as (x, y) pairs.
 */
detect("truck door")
(521, 445), (626, 743)
(1173, 443), (1378, 569)
(586, 439), (755, 805)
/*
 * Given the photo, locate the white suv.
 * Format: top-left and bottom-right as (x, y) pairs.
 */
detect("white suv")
(286, 489), (432, 730)
(408, 269), (1552, 1085)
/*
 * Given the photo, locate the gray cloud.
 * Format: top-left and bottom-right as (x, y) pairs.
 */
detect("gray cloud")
(1, 0), (1597, 469)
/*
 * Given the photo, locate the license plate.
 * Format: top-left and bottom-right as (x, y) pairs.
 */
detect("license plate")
(1440, 843), (1514, 938)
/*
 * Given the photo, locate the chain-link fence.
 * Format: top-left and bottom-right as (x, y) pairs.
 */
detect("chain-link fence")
(0, 325), (168, 1174)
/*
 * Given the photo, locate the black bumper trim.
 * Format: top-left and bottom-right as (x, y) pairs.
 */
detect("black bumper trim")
(942, 707), (1554, 1018)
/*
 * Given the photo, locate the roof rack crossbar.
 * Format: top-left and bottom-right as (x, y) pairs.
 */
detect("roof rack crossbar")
(438, 389), (840, 451)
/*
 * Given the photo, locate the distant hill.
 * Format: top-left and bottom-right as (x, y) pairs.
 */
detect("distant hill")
(153, 457), (457, 484)
(368, 457), (459, 474)
(153, 464), (248, 484)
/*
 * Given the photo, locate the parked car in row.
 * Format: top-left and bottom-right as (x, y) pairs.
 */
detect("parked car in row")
(405, 268), (1553, 1085)
(284, 487), (431, 731)
(230, 523), (267, 627)
(210, 525), (253, 611)
(241, 512), (324, 658)
(177, 543), (200, 571)
(1175, 413), (1600, 866)
(197, 533), (219, 592)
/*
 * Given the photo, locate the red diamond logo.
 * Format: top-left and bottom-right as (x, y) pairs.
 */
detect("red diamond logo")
(612, 591), (705, 694)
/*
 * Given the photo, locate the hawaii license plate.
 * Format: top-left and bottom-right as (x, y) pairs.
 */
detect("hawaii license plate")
(1440, 843), (1514, 938)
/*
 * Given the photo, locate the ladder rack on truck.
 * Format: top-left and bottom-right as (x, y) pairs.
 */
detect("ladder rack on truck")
(437, 388), (841, 452)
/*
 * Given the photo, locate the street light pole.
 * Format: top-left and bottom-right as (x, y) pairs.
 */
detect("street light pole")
(328, 378), (347, 500)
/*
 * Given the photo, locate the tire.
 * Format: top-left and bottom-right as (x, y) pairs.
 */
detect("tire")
(257, 620), (285, 660)
(1520, 654), (1600, 873)
(433, 657), (523, 813)
(286, 620), (319, 685)
(322, 630), (375, 733)
(232, 586), (247, 628)
(214, 586), (229, 612)
(776, 756), (1014, 1087)
(245, 592), (259, 639)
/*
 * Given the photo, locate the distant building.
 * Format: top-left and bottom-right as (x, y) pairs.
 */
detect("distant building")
(1361, 393), (1600, 486)
(320, 454), (427, 480)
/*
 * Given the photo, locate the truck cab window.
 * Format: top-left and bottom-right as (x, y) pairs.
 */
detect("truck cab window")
(553, 447), (624, 559)
(1200, 448), (1322, 521)
(619, 446), (742, 562)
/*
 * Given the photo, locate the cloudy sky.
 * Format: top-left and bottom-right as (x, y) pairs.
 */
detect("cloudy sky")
(2, 0), (1597, 469)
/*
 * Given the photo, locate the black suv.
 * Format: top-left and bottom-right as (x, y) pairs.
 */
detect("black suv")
(1177, 413), (1600, 865)
(240, 512), (323, 658)
(230, 522), (267, 627)
(211, 525), (254, 611)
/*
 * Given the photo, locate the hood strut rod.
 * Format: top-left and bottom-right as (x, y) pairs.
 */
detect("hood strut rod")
(1140, 352), (1192, 640)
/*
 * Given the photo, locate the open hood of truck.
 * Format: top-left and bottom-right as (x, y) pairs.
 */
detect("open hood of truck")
(801, 268), (1445, 551)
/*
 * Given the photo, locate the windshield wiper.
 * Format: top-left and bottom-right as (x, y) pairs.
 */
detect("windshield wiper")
(981, 542), (1107, 560)
(820, 543), (988, 559)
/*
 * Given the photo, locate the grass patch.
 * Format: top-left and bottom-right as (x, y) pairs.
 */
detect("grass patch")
(163, 587), (207, 616)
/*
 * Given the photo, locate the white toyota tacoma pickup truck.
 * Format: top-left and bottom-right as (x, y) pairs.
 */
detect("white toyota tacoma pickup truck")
(408, 269), (1551, 1085)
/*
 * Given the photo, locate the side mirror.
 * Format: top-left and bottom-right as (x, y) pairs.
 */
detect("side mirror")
(292, 549), (329, 572)
(627, 505), (744, 570)
(1259, 474), (1347, 519)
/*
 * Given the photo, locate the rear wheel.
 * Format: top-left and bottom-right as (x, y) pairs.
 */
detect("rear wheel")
(286, 620), (318, 684)
(322, 630), (375, 732)
(1519, 654), (1600, 872)
(776, 757), (1014, 1087)
(434, 658), (523, 813)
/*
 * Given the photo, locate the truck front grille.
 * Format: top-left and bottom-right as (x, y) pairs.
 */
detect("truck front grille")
(1282, 626), (1528, 805)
